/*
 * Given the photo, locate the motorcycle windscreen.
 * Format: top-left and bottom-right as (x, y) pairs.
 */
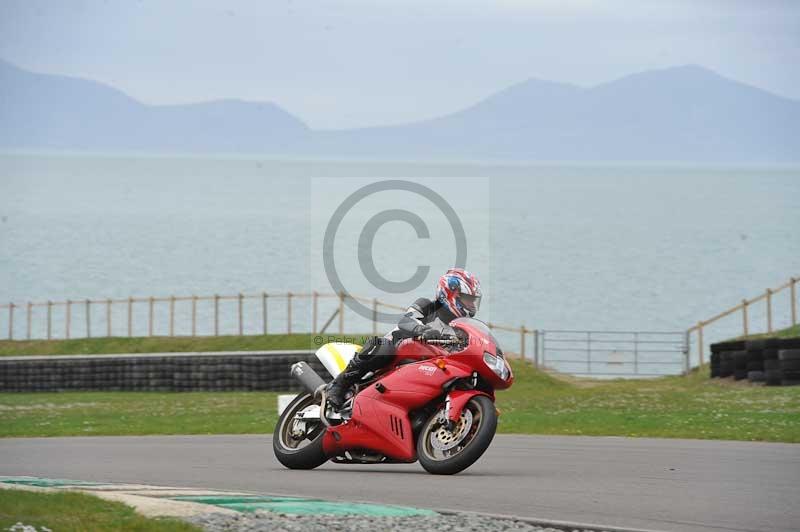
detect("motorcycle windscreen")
(315, 343), (361, 378)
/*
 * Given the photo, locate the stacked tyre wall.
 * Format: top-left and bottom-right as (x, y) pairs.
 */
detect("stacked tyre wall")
(710, 338), (800, 386)
(0, 351), (328, 392)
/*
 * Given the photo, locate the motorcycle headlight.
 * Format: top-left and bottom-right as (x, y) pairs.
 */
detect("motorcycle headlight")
(483, 351), (510, 380)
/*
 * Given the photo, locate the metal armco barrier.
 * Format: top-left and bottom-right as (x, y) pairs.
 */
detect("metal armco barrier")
(539, 330), (688, 377)
(0, 351), (325, 393)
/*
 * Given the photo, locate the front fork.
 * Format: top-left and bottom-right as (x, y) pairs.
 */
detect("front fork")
(444, 389), (493, 424)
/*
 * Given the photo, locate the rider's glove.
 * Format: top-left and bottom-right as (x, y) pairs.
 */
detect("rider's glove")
(419, 327), (443, 341)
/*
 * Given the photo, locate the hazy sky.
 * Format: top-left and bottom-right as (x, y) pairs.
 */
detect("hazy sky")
(1, 0), (798, 129)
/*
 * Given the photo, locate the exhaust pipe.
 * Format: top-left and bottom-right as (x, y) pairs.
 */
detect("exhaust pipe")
(291, 361), (327, 397)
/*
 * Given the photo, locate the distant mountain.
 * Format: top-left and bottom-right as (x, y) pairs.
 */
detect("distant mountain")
(1, 60), (798, 161)
(0, 60), (310, 153)
(311, 65), (800, 162)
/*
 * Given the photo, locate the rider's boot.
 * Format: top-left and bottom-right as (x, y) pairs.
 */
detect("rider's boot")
(325, 358), (366, 410)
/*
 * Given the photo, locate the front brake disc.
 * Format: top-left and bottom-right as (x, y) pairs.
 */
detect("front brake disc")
(430, 408), (473, 451)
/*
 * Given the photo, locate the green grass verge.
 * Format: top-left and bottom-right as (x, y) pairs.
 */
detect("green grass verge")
(2, 323), (794, 356)
(0, 489), (199, 532)
(0, 391), (279, 438)
(2, 360), (799, 442)
(498, 361), (800, 442)
(0, 333), (371, 356)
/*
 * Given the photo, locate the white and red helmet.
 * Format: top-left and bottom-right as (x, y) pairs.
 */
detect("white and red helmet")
(436, 268), (482, 318)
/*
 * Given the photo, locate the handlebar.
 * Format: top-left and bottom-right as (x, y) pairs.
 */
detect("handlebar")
(415, 337), (460, 345)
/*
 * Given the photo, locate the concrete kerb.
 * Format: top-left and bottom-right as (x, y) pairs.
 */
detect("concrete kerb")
(0, 480), (240, 518)
(0, 477), (433, 519)
(0, 477), (663, 532)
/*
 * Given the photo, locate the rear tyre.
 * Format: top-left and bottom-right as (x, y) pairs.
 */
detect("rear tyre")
(417, 395), (497, 475)
(273, 393), (328, 470)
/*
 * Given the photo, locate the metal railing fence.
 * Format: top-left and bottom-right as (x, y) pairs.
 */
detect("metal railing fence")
(6, 275), (793, 375)
(687, 276), (798, 366)
(539, 330), (688, 377)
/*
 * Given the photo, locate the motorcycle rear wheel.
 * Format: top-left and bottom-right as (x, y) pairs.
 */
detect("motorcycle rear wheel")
(417, 395), (497, 475)
(273, 392), (328, 470)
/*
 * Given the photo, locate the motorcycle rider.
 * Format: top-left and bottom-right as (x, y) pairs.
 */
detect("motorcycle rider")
(325, 267), (482, 409)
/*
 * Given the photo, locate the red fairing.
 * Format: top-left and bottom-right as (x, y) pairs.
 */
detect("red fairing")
(446, 318), (514, 390)
(447, 389), (491, 422)
(322, 357), (474, 461)
(321, 317), (513, 462)
(393, 337), (445, 362)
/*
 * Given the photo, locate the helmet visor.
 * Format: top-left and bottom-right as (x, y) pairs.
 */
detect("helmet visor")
(459, 293), (481, 316)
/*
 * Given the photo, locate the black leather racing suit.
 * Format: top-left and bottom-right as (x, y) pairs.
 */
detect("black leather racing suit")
(325, 297), (457, 408)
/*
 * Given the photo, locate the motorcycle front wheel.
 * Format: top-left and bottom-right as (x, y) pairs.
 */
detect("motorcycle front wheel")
(273, 392), (328, 470)
(417, 395), (497, 475)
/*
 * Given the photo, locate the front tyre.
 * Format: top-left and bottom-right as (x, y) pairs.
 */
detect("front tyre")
(417, 395), (497, 475)
(273, 393), (328, 470)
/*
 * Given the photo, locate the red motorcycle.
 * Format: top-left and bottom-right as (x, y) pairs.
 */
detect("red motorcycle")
(273, 317), (513, 475)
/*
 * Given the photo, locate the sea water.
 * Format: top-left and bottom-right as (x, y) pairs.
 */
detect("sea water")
(1, 153), (798, 370)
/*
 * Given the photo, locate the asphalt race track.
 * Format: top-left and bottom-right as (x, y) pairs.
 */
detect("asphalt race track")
(1, 434), (798, 532)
